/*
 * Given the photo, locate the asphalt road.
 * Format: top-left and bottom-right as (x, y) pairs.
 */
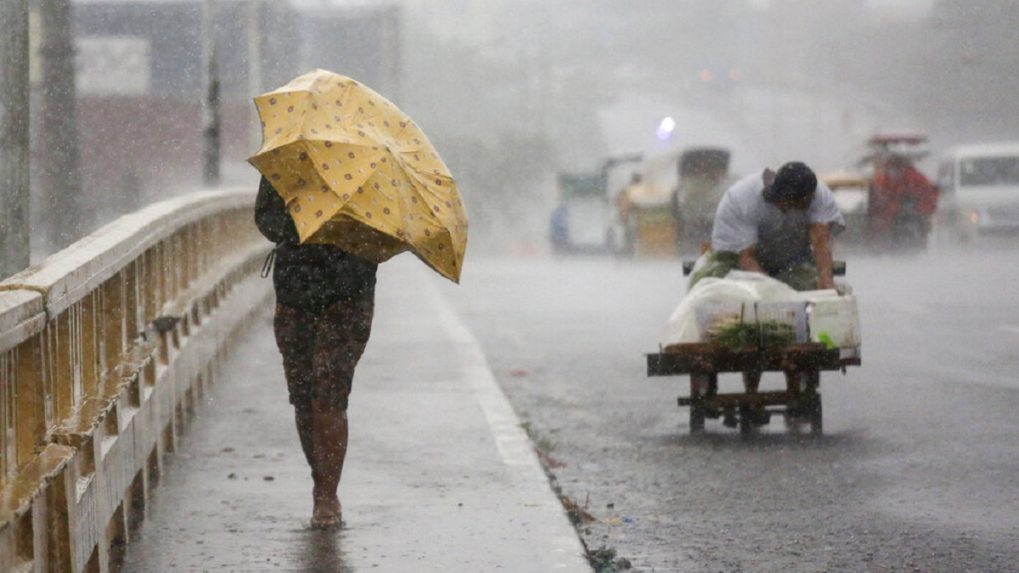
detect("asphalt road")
(439, 243), (1019, 573)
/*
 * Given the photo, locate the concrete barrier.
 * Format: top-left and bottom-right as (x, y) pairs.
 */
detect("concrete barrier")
(0, 189), (272, 572)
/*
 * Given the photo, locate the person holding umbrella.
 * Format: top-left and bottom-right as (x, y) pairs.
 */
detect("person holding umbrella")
(255, 175), (377, 529)
(251, 70), (468, 528)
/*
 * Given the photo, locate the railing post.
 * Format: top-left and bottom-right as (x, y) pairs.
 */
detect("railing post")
(143, 249), (157, 332)
(103, 272), (127, 380)
(53, 313), (76, 425)
(81, 293), (102, 399)
(14, 338), (46, 468)
(126, 262), (141, 346)
(1, 353), (15, 478)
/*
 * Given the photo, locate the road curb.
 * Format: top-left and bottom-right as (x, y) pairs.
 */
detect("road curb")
(425, 278), (594, 572)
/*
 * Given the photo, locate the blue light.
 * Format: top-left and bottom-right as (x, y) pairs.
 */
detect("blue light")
(656, 117), (676, 141)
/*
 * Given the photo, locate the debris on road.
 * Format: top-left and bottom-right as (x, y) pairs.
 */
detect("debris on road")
(558, 494), (596, 526)
(585, 545), (632, 572)
(535, 446), (566, 469)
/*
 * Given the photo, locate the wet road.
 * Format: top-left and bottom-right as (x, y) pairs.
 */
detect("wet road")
(440, 244), (1019, 573)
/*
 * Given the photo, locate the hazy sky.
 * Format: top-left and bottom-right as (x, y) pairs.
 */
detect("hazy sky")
(307, 0), (936, 11)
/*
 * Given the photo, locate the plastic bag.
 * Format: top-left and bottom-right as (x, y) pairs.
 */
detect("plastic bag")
(663, 271), (806, 345)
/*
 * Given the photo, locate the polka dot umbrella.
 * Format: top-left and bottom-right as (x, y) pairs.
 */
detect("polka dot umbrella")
(249, 69), (468, 283)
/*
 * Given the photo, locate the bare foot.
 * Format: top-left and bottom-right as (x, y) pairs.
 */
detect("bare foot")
(311, 495), (342, 529)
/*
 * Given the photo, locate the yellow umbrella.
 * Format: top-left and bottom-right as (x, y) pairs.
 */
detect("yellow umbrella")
(248, 69), (468, 282)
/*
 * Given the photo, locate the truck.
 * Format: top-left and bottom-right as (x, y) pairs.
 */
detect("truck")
(859, 133), (938, 251)
(671, 147), (733, 254)
(611, 147), (733, 257)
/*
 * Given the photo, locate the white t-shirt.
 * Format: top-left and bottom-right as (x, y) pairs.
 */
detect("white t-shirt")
(711, 170), (845, 271)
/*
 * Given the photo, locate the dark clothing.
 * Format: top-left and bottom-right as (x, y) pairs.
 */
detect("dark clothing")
(273, 299), (374, 410)
(254, 177), (378, 312)
(256, 176), (378, 409)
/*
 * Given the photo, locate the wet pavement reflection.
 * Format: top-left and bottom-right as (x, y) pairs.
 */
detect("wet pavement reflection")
(295, 529), (352, 573)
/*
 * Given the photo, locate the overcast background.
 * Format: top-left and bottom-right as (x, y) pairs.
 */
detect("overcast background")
(374, 0), (1018, 247)
(29, 0), (1018, 252)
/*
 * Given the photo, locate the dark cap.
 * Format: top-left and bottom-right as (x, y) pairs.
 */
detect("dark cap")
(763, 161), (817, 203)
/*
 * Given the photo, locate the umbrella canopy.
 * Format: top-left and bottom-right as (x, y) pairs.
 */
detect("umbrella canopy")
(249, 69), (468, 282)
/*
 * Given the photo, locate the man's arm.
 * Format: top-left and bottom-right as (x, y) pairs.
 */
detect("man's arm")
(737, 245), (765, 274)
(809, 223), (835, 289)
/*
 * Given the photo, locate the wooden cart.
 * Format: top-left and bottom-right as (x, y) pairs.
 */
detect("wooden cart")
(647, 343), (860, 436)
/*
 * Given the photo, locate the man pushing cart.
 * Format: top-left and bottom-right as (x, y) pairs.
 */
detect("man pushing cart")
(649, 162), (861, 436)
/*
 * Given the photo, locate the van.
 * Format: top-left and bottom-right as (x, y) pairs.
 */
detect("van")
(937, 142), (1019, 240)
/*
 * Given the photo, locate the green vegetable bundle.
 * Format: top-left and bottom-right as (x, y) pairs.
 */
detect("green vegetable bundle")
(709, 319), (795, 350)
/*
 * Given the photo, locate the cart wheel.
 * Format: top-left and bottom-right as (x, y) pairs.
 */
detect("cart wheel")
(690, 403), (705, 434)
(807, 394), (823, 436)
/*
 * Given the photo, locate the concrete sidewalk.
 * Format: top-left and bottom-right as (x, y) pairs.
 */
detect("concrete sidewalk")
(119, 260), (591, 572)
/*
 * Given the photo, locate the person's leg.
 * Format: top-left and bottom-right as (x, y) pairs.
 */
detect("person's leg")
(273, 304), (317, 473)
(294, 404), (316, 476)
(309, 402), (347, 527)
(308, 298), (374, 528)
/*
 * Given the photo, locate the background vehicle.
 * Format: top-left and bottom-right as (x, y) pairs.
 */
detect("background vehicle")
(936, 142), (1019, 242)
(821, 173), (869, 246)
(611, 147), (734, 257)
(859, 133), (938, 251)
(550, 171), (609, 254)
(549, 154), (642, 254)
(615, 164), (679, 257)
(671, 147), (733, 254)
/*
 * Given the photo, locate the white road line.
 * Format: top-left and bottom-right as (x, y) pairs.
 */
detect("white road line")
(998, 325), (1019, 335)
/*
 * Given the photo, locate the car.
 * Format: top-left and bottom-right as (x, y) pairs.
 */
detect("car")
(937, 142), (1019, 241)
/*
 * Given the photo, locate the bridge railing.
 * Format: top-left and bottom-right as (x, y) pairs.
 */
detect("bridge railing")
(0, 189), (272, 573)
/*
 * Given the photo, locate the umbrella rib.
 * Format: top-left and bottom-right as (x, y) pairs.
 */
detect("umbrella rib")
(392, 147), (453, 176)
(403, 169), (456, 216)
(403, 179), (447, 228)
